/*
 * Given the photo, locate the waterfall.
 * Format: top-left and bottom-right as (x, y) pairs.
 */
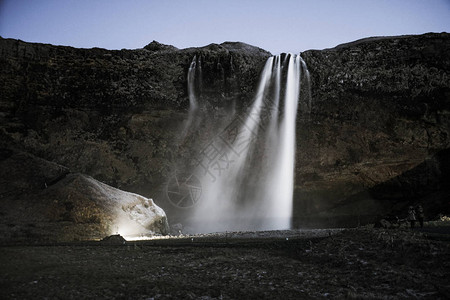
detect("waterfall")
(300, 58), (312, 114)
(176, 53), (309, 233)
(267, 54), (301, 229)
(181, 56), (201, 140)
(187, 55), (200, 111)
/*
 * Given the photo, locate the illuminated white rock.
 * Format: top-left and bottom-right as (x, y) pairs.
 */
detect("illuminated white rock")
(81, 175), (169, 237)
(0, 150), (169, 242)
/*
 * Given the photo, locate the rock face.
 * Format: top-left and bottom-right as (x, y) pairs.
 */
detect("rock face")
(0, 38), (269, 191)
(0, 149), (169, 243)
(296, 33), (450, 225)
(0, 33), (449, 234)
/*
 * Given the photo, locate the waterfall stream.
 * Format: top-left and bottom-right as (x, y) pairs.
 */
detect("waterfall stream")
(180, 56), (202, 140)
(174, 53), (310, 233)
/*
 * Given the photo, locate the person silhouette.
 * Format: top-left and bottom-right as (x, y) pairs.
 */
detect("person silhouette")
(407, 206), (416, 228)
(416, 205), (424, 228)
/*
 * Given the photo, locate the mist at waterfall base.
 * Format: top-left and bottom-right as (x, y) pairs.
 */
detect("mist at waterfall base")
(175, 54), (310, 234)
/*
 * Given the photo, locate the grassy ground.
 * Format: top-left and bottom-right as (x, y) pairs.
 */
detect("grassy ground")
(1, 227), (449, 299)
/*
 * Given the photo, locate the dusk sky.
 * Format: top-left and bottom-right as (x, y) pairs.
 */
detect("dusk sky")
(0, 0), (449, 54)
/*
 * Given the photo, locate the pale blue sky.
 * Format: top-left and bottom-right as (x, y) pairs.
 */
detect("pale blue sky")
(0, 0), (449, 54)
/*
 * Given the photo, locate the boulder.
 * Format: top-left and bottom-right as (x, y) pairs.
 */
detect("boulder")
(100, 234), (127, 245)
(0, 149), (169, 243)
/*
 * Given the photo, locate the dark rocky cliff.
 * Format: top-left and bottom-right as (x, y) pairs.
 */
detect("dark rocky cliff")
(0, 38), (269, 188)
(0, 37), (271, 239)
(1, 33), (449, 236)
(297, 33), (450, 225)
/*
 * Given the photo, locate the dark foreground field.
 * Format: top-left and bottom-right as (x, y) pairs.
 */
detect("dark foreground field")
(1, 228), (449, 299)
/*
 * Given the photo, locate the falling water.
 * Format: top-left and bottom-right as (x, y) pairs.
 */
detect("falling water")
(187, 55), (200, 111)
(301, 58), (312, 113)
(179, 53), (309, 233)
(266, 54), (301, 229)
(181, 56), (201, 139)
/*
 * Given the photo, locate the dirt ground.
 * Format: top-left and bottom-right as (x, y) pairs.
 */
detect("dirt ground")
(1, 228), (449, 299)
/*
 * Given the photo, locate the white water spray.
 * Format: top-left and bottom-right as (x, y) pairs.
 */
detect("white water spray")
(183, 53), (308, 233)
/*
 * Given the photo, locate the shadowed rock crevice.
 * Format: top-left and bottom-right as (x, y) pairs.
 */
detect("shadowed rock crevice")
(294, 148), (450, 227)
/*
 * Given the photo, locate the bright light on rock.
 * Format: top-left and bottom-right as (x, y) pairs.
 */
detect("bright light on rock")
(82, 176), (169, 237)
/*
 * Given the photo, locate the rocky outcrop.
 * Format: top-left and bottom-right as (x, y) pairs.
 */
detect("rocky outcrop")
(0, 37), (270, 190)
(0, 149), (169, 243)
(0, 37), (271, 233)
(295, 33), (450, 224)
(0, 33), (449, 232)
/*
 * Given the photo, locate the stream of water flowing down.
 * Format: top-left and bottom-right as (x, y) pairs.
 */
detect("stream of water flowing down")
(182, 53), (309, 233)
